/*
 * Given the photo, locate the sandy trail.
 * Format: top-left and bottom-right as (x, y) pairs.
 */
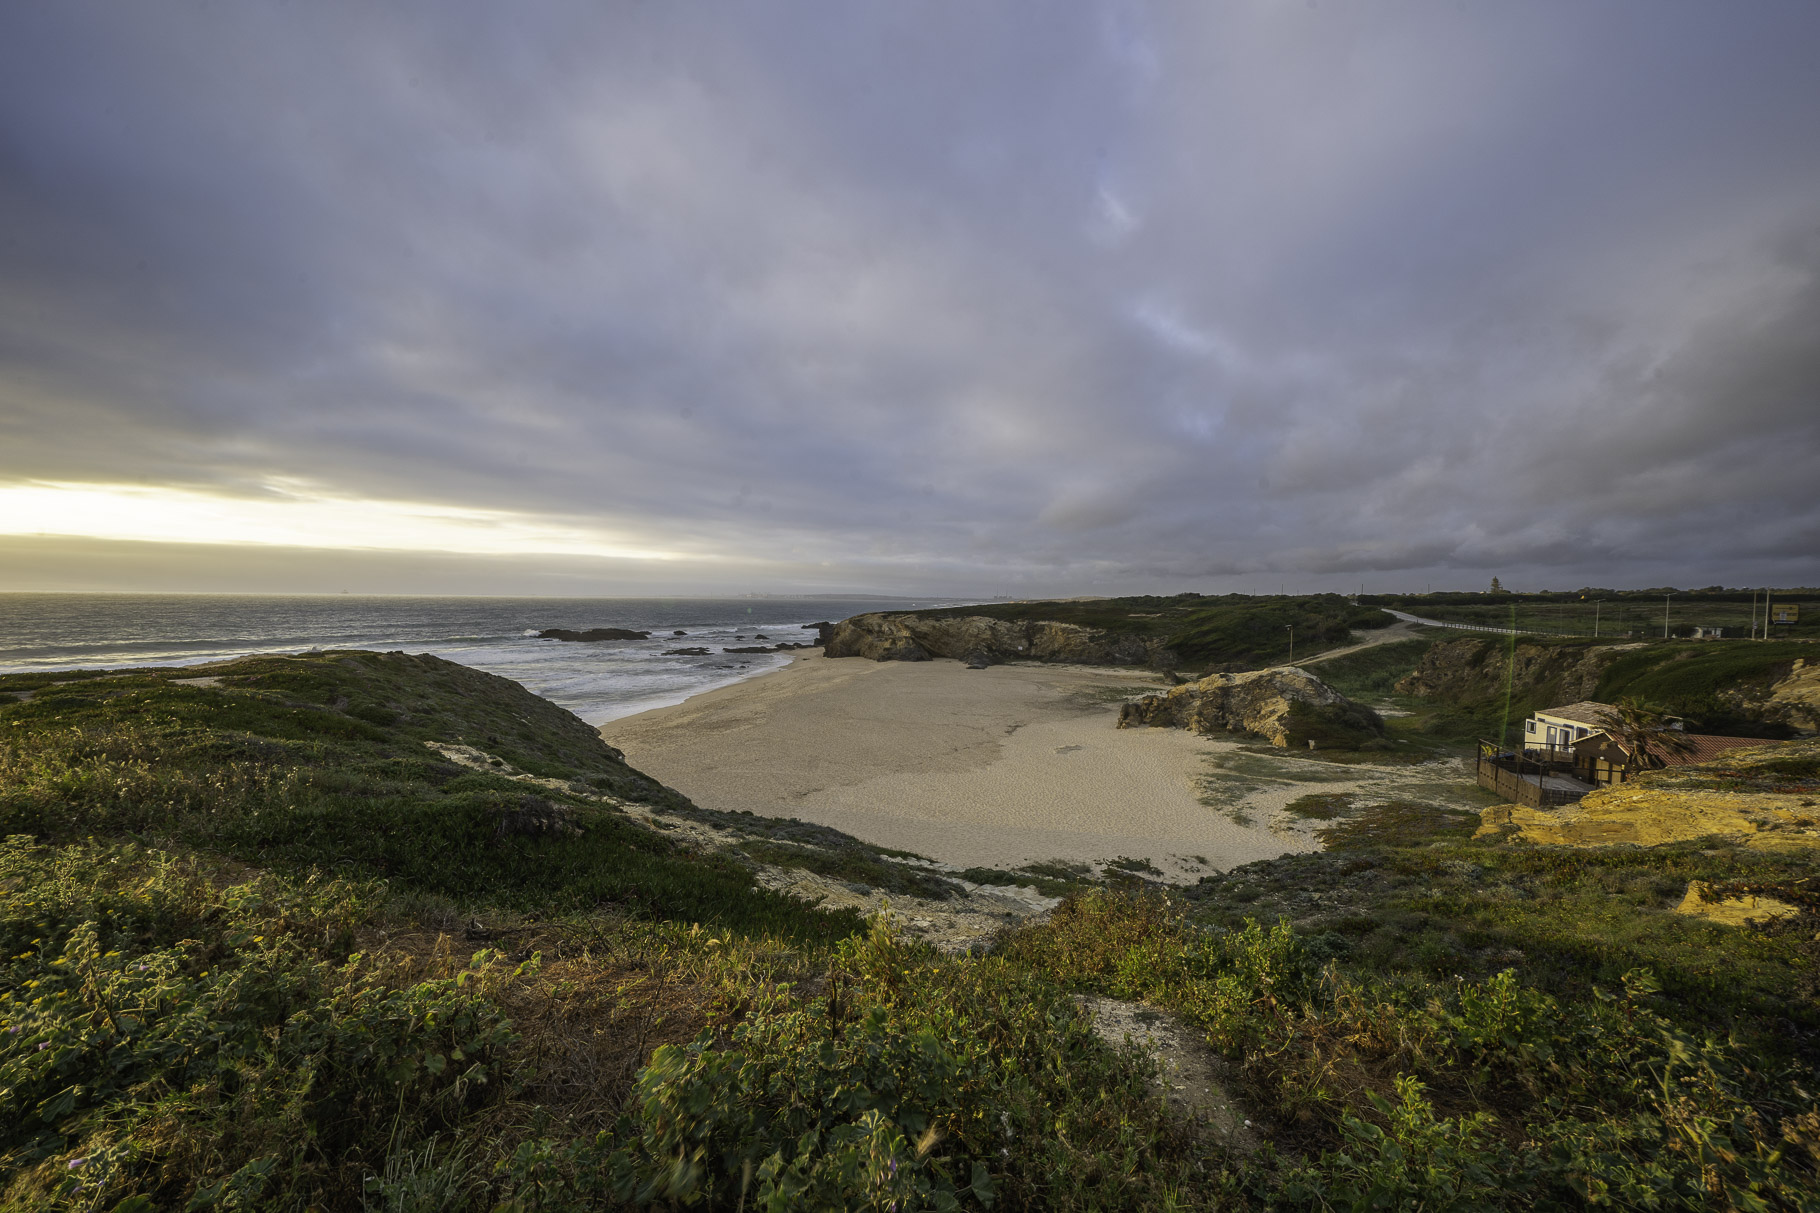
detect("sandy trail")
(1291, 618), (1421, 668)
(599, 654), (1319, 881)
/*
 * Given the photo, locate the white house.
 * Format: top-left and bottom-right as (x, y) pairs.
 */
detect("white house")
(1524, 699), (1684, 753)
(1523, 701), (1616, 752)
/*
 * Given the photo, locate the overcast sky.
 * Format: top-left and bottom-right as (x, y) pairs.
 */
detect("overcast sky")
(3, 1), (1818, 597)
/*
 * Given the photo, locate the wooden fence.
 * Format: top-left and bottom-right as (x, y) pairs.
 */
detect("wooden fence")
(1476, 740), (1592, 810)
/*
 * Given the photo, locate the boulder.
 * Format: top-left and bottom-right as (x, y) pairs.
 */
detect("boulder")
(1118, 666), (1384, 748)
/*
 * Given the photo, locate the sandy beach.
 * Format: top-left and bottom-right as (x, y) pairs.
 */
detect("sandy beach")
(599, 652), (1322, 880)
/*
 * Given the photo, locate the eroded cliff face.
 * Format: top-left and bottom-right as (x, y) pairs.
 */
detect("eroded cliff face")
(1394, 638), (1629, 705)
(822, 613), (1176, 667)
(1116, 667), (1383, 748)
(1728, 658), (1820, 734)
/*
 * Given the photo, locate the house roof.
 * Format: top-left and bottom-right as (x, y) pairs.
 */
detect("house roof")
(1574, 731), (1784, 767)
(1535, 701), (1617, 728)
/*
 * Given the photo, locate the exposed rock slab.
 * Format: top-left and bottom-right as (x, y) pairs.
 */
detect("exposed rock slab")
(1116, 666), (1382, 748)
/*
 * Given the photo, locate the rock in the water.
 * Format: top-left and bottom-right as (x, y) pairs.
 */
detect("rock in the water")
(722, 645), (775, 654)
(672, 630), (688, 636)
(1118, 667), (1384, 748)
(823, 612), (1172, 667)
(663, 647), (712, 656)
(538, 627), (652, 642)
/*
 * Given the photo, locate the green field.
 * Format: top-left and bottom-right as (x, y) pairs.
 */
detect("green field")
(1369, 588), (1818, 641)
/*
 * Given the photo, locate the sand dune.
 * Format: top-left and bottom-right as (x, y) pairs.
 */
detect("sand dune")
(599, 652), (1317, 880)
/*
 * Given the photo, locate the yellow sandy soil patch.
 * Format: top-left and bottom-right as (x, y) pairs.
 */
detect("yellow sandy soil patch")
(1478, 786), (1820, 849)
(1673, 880), (1801, 926)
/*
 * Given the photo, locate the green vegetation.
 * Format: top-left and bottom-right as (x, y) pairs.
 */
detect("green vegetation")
(1013, 875), (1820, 1210)
(1283, 792), (1354, 820)
(3, 649), (1817, 1209)
(0, 654), (851, 939)
(1308, 638), (1437, 699)
(918, 593), (1393, 670)
(1366, 587), (1819, 641)
(737, 839), (965, 901)
(1594, 641), (1813, 733)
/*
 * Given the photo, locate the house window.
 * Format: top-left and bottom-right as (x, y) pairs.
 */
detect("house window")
(1525, 721), (1536, 733)
(1576, 727), (1587, 738)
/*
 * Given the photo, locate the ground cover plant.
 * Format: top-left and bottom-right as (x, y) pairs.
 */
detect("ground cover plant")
(0, 654), (854, 939)
(4, 650), (1818, 1209)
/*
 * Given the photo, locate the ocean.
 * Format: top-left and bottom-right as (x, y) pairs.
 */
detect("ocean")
(0, 594), (962, 724)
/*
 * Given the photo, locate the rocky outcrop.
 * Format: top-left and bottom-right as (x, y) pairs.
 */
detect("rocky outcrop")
(1117, 667), (1383, 748)
(1726, 657), (1820, 734)
(1394, 638), (1629, 705)
(538, 627), (652, 642)
(823, 613), (1176, 667)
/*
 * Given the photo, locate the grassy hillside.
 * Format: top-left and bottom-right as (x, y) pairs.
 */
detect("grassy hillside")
(1594, 641), (1814, 732)
(916, 593), (1393, 670)
(3, 651), (1817, 1209)
(0, 653), (850, 936)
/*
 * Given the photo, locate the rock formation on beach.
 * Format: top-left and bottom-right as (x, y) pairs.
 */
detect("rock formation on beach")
(823, 612), (1176, 667)
(538, 627), (652, 642)
(1118, 666), (1384, 748)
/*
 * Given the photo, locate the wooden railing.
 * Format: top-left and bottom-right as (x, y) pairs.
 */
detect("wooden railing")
(1476, 740), (1590, 810)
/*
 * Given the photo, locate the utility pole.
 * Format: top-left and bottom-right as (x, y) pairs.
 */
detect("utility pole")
(1594, 600), (1600, 638)
(1663, 593), (1672, 640)
(1286, 625), (1294, 664)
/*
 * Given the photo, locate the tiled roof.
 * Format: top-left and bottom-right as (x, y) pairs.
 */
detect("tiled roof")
(1646, 734), (1783, 766)
(1536, 701), (1617, 728)
(1582, 731), (1786, 767)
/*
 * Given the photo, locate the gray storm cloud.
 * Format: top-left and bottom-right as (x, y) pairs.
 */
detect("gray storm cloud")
(1, 0), (1817, 595)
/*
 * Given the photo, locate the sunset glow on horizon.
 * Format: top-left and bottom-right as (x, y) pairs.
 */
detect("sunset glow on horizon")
(0, 481), (685, 562)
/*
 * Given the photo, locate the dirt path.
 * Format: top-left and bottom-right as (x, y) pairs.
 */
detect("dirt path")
(1082, 997), (1261, 1152)
(1292, 618), (1420, 668)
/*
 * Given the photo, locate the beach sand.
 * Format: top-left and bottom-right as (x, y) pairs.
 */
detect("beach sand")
(599, 652), (1319, 881)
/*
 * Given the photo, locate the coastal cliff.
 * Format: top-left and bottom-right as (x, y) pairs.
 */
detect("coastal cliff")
(823, 611), (1177, 667)
(1117, 666), (1385, 748)
(1394, 637), (1626, 704)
